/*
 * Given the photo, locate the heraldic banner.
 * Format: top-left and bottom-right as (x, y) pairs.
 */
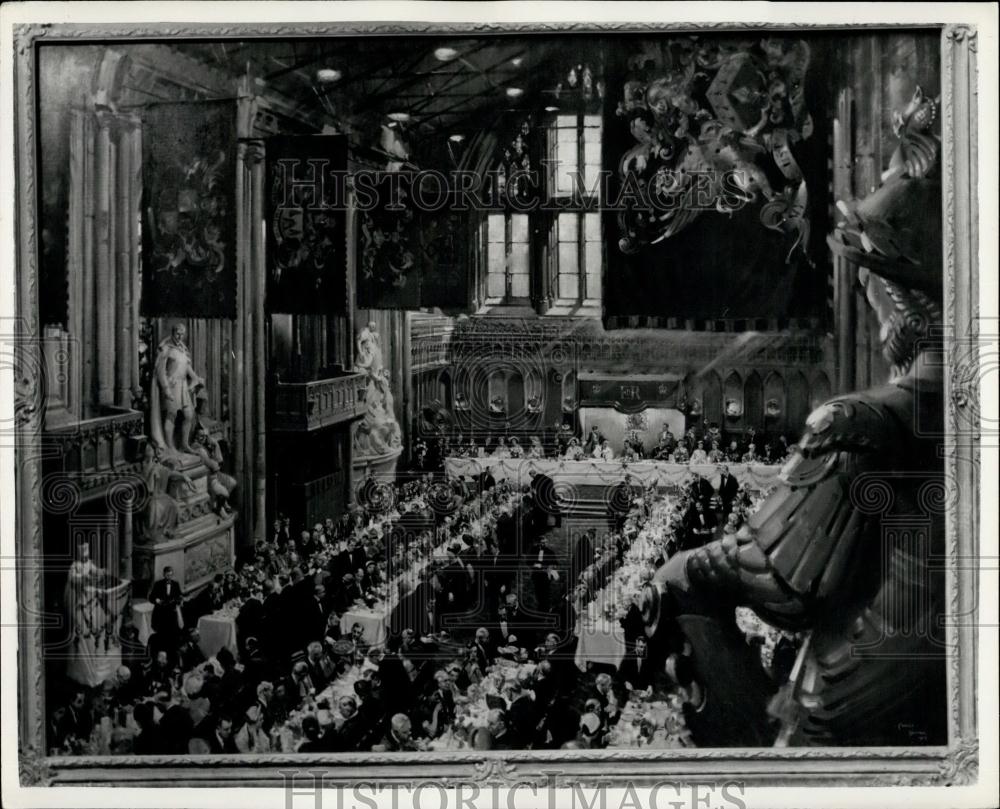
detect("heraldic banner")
(266, 135), (348, 314)
(141, 101), (238, 319)
(355, 172), (423, 310)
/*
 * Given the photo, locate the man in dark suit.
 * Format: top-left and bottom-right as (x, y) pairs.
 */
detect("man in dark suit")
(476, 536), (511, 618)
(570, 529), (595, 587)
(471, 626), (495, 673)
(617, 636), (656, 691)
(439, 545), (470, 618)
(582, 425), (605, 457)
(717, 464), (740, 517)
(682, 500), (717, 550)
(474, 709), (523, 750)
(148, 566), (183, 645)
(177, 627), (206, 672)
(497, 593), (535, 651)
(505, 680), (538, 744)
(375, 714), (420, 751)
(270, 517), (290, 549)
(327, 696), (369, 752)
(527, 538), (558, 613)
(204, 714), (238, 754)
(689, 474), (715, 508)
(186, 575), (225, 626)
(478, 468), (496, 492)
(347, 537), (368, 576)
(300, 581), (329, 646)
(332, 573), (362, 616)
(609, 474), (639, 532)
(419, 670), (457, 738)
(529, 470), (561, 531)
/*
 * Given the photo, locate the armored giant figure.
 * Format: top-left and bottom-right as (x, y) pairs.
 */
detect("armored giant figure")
(647, 88), (947, 747)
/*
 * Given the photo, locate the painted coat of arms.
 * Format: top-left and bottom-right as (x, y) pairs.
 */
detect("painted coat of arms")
(141, 101), (237, 318)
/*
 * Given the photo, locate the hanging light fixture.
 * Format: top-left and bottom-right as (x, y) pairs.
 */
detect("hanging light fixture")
(387, 111), (411, 123)
(434, 46), (459, 62)
(315, 68), (342, 83)
(505, 87), (524, 99)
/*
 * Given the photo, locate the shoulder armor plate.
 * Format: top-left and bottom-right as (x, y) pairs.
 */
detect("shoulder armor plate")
(798, 386), (910, 458)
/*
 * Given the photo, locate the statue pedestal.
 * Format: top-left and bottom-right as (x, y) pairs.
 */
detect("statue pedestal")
(351, 447), (402, 501)
(132, 454), (236, 594)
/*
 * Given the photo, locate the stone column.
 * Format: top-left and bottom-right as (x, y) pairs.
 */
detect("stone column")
(247, 139), (268, 546)
(114, 118), (141, 407)
(94, 111), (116, 406)
(120, 491), (134, 582)
(832, 88), (856, 394)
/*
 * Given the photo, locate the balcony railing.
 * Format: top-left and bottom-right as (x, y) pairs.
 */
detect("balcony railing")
(271, 372), (367, 432)
(44, 406), (145, 502)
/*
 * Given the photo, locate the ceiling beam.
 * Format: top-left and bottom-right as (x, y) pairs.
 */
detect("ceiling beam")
(350, 40), (493, 115)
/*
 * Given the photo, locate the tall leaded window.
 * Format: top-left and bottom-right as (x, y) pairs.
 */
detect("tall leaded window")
(481, 116), (534, 308)
(483, 212), (530, 304)
(548, 112), (602, 309)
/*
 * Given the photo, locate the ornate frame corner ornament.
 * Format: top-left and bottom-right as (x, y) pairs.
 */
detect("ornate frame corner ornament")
(936, 737), (979, 786)
(18, 746), (53, 788)
(11, 20), (981, 788)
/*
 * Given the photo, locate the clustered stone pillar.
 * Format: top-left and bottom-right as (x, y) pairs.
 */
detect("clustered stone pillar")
(67, 108), (143, 414)
(233, 93), (267, 550)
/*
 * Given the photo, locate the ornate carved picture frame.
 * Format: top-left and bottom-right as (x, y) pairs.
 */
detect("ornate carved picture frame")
(2, 8), (988, 800)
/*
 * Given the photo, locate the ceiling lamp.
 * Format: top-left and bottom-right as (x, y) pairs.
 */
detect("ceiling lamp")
(434, 46), (459, 62)
(449, 133), (466, 143)
(544, 105), (559, 112)
(315, 68), (342, 83)
(505, 87), (524, 99)
(510, 57), (524, 67)
(387, 112), (411, 123)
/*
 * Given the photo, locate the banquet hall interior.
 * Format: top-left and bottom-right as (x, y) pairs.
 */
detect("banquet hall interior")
(26, 27), (949, 756)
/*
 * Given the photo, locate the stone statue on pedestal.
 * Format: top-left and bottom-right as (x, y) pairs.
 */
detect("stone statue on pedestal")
(193, 424), (237, 516)
(353, 322), (402, 457)
(149, 323), (204, 456)
(139, 442), (196, 542)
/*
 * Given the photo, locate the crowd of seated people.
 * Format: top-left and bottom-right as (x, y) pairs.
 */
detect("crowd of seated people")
(46, 471), (590, 755)
(47, 434), (794, 755)
(413, 419), (794, 471)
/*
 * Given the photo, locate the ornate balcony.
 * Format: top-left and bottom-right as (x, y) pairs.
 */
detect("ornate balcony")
(43, 405), (145, 503)
(271, 372), (367, 432)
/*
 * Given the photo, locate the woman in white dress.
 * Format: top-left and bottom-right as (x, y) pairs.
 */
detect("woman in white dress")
(689, 445), (709, 464)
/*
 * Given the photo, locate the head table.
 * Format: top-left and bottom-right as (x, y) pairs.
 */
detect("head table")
(444, 457), (781, 490)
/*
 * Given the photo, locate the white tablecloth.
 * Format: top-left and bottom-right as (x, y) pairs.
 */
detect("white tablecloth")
(132, 600), (154, 646)
(340, 604), (387, 648)
(445, 457), (781, 490)
(197, 611), (239, 658)
(574, 618), (626, 671)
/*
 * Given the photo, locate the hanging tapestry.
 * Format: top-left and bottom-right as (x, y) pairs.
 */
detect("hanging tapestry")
(141, 101), (237, 318)
(266, 134), (348, 313)
(417, 208), (468, 310)
(355, 172), (422, 309)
